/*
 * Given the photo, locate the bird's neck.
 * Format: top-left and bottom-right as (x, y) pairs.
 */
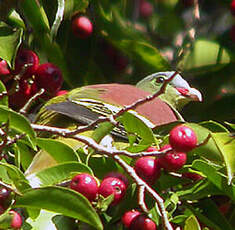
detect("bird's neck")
(159, 92), (189, 111)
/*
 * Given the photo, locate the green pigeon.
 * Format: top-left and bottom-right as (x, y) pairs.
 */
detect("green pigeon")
(26, 71), (202, 175)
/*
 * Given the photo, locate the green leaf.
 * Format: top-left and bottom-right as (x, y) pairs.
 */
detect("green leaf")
(19, 0), (50, 33)
(14, 186), (103, 230)
(176, 180), (222, 201)
(26, 162), (93, 187)
(36, 138), (79, 163)
(0, 21), (23, 67)
(0, 162), (31, 192)
(64, 0), (89, 18)
(192, 160), (235, 201)
(118, 112), (155, 151)
(7, 9), (26, 29)
(17, 141), (34, 171)
(0, 80), (8, 106)
(117, 40), (170, 72)
(0, 105), (36, 145)
(196, 199), (234, 230)
(225, 122), (235, 130)
(186, 123), (222, 162)
(179, 39), (231, 73)
(199, 120), (229, 132)
(211, 133), (235, 184)
(184, 215), (201, 230)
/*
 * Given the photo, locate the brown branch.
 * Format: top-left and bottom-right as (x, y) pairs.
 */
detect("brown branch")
(31, 123), (173, 230)
(20, 88), (45, 115)
(138, 185), (148, 212)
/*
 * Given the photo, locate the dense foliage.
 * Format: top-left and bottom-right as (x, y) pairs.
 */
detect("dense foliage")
(0, 0), (234, 229)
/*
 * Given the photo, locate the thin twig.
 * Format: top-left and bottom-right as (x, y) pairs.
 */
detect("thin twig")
(20, 88), (45, 115)
(138, 185), (148, 212)
(31, 123), (173, 230)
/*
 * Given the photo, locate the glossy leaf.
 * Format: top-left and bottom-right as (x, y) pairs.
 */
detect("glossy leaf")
(26, 162), (93, 188)
(211, 132), (235, 184)
(0, 21), (23, 67)
(179, 39), (231, 72)
(186, 123), (222, 162)
(19, 0), (50, 33)
(0, 162), (31, 192)
(36, 138), (79, 163)
(192, 160), (235, 201)
(118, 111), (155, 152)
(117, 40), (170, 72)
(0, 80), (8, 106)
(64, 0), (89, 19)
(184, 215), (201, 230)
(0, 105), (36, 144)
(14, 186), (103, 230)
(199, 120), (229, 133)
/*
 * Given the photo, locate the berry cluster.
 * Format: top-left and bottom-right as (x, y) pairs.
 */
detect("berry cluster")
(68, 125), (199, 229)
(70, 172), (127, 205)
(134, 125), (201, 185)
(0, 48), (63, 110)
(122, 210), (157, 230)
(0, 186), (22, 229)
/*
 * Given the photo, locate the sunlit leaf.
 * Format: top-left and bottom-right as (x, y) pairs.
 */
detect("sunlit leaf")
(0, 21), (23, 67)
(26, 162), (93, 188)
(179, 39), (231, 73)
(0, 105), (36, 145)
(36, 138), (79, 163)
(211, 133), (235, 184)
(14, 186), (103, 230)
(184, 215), (201, 230)
(192, 160), (235, 201)
(0, 162), (31, 192)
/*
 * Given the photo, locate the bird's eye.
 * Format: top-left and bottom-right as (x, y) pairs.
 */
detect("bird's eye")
(155, 77), (165, 84)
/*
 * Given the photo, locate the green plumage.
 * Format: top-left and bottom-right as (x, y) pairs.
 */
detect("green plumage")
(26, 72), (202, 175)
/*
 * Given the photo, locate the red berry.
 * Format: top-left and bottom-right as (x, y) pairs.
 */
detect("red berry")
(9, 79), (38, 109)
(72, 16), (93, 39)
(9, 210), (22, 229)
(34, 63), (63, 96)
(98, 177), (126, 205)
(182, 172), (203, 181)
(122, 210), (141, 228)
(103, 172), (129, 187)
(0, 59), (10, 75)
(14, 49), (39, 79)
(134, 157), (161, 184)
(159, 145), (187, 172)
(129, 215), (157, 230)
(218, 202), (230, 215)
(70, 173), (98, 201)
(139, 1), (154, 18)
(0, 186), (10, 204)
(169, 125), (197, 152)
(231, 0), (235, 16)
(146, 146), (158, 152)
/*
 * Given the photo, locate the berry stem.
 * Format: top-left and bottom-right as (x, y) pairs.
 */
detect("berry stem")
(19, 88), (45, 115)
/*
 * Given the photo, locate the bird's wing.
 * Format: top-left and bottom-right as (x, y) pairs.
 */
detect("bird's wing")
(45, 84), (180, 128)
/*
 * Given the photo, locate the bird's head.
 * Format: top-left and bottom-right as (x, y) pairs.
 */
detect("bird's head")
(136, 71), (202, 110)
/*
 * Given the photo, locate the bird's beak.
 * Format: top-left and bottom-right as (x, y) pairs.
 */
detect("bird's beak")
(176, 87), (202, 102)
